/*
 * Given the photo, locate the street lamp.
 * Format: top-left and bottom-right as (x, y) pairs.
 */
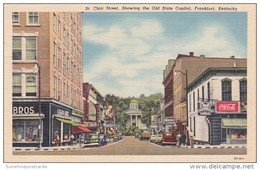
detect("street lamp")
(174, 69), (188, 144)
(35, 63), (42, 149)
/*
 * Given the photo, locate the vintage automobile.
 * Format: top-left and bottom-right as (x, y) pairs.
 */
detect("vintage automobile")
(140, 131), (151, 141)
(149, 135), (156, 142)
(162, 132), (177, 145)
(155, 134), (163, 143)
(83, 133), (101, 147)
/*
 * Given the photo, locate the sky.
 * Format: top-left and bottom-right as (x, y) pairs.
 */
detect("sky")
(82, 12), (247, 98)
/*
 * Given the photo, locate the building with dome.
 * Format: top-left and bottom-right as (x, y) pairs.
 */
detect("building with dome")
(125, 99), (147, 130)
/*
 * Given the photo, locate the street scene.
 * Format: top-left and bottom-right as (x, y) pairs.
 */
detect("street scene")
(11, 10), (247, 156)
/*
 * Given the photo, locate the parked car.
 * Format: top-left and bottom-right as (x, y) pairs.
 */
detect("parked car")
(162, 132), (177, 145)
(140, 131), (150, 141)
(135, 133), (140, 138)
(155, 134), (163, 143)
(83, 133), (101, 147)
(149, 135), (156, 142)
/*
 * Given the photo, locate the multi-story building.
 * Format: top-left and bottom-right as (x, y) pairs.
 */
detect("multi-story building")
(163, 52), (247, 136)
(187, 67), (247, 145)
(83, 83), (104, 133)
(12, 12), (83, 147)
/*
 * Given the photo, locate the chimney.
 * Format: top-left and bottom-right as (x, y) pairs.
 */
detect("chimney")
(189, 52), (194, 57)
(230, 56), (235, 59)
(200, 55), (205, 58)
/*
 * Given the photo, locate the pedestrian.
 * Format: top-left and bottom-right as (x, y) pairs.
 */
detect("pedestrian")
(70, 133), (75, 146)
(179, 133), (186, 146)
(176, 133), (181, 146)
(189, 130), (194, 146)
(54, 132), (60, 146)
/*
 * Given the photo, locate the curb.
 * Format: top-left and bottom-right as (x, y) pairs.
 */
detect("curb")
(180, 145), (247, 149)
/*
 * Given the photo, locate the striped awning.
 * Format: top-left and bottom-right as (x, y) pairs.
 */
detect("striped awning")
(222, 118), (247, 128)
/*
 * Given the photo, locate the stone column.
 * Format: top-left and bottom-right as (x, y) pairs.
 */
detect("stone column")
(136, 115), (138, 127)
(130, 115), (132, 126)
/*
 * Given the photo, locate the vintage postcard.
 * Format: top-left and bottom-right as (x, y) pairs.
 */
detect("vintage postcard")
(3, 3), (256, 163)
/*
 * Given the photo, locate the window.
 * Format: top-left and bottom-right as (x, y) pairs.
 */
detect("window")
(53, 42), (57, 67)
(63, 52), (67, 75)
(240, 80), (247, 101)
(58, 79), (62, 101)
(13, 120), (40, 142)
(189, 94), (191, 112)
(26, 75), (37, 96)
(53, 13), (57, 32)
(58, 47), (62, 71)
(67, 85), (70, 105)
(193, 92), (195, 111)
(13, 36), (37, 61)
(12, 37), (22, 60)
(26, 37), (36, 60)
(222, 80), (232, 101)
(12, 12), (20, 24)
(207, 82), (210, 101)
(13, 73), (37, 97)
(58, 19), (61, 38)
(13, 74), (22, 96)
(63, 82), (66, 103)
(71, 61), (74, 81)
(63, 26), (66, 43)
(202, 85), (204, 101)
(28, 12), (39, 24)
(193, 117), (196, 136)
(54, 76), (57, 99)
(197, 89), (200, 109)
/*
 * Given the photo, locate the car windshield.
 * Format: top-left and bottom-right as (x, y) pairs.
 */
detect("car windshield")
(165, 133), (172, 136)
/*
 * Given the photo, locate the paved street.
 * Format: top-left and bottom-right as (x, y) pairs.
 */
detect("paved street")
(13, 136), (246, 155)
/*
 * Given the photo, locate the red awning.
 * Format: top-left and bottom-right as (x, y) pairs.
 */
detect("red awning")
(72, 126), (92, 134)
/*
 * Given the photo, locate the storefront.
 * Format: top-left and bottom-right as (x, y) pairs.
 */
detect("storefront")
(13, 99), (84, 147)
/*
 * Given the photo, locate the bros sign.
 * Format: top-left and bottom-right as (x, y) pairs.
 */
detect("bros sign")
(13, 106), (35, 115)
(216, 102), (239, 113)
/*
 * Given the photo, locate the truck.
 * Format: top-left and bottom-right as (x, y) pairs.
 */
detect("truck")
(140, 131), (150, 141)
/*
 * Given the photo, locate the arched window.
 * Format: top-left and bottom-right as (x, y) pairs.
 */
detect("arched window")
(26, 75), (36, 96)
(222, 79), (232, 101)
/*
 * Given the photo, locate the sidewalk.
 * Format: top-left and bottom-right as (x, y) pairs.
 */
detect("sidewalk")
(13, 145), (79, 152)
(178, 144), (247, 149)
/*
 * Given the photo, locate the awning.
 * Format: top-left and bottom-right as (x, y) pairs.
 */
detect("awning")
(56, 118), (78, 126)
(72, 126), (92, 134)
(222, 118), (247, 128)
(13, 114), (45, 120)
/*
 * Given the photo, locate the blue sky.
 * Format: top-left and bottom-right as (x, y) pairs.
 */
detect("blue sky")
(82, 12), (247, 97)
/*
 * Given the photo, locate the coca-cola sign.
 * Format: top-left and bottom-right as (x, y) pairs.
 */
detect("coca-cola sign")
(216, 102), (239, 113)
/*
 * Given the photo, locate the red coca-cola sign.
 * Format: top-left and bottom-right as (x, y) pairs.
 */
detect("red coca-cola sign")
(216, 102), (239, 113)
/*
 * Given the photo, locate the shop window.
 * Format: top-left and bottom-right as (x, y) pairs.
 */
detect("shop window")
(13, 120), (39, 142)
(63, 123), (70, 141)
(26, 37), (37, 60)
(13, 74), (22, 96)
(53, 119), (61, 143)
(222, 80), (232, 101)
(26, 75), (37, 96)
(12, 12), (20, 24)
(12, 37), (22, 60)
(28, 12), (39, 24)
(240, 80), (247, 102)
(12, 36), (37, 61)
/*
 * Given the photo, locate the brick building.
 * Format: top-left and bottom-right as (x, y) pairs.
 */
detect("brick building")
(12, 12), (83, 147)
(163, 52), (247, 136)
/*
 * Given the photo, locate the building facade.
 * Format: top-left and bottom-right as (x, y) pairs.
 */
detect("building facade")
(187, 67), (247, 145)
(12, 12), (83, 147)
(125, 99), (147, 130)
(163, 52), (247, 136)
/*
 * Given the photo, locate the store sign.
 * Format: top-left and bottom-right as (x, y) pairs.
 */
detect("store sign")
(216, 102), (239, 113)
(13, 106), (35, 115)
(85, 121), (97, 127)
(57, 108), (69, 118)
(198, 100), (214, 116)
